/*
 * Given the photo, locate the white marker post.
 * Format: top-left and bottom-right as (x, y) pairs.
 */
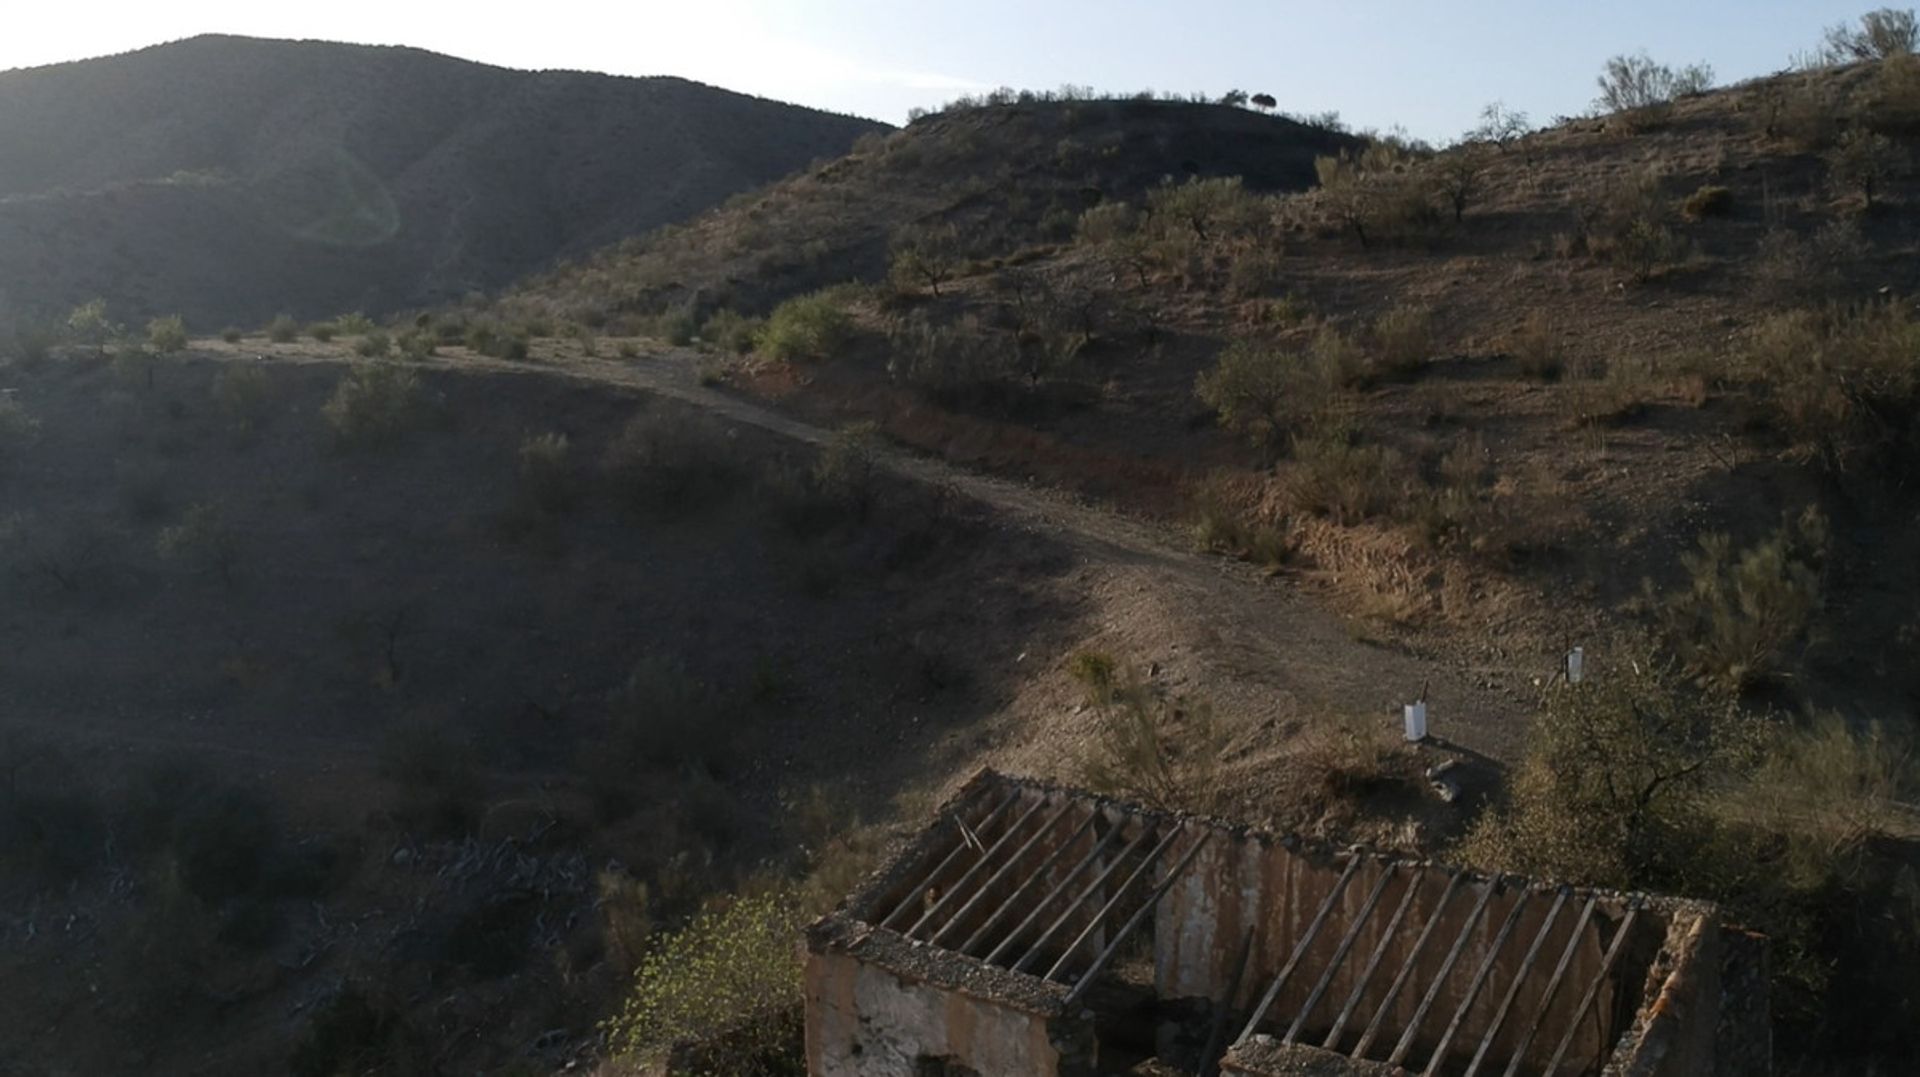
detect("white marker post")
(1403, 699), (1428, 742)
(1566, 647), (1585, 685)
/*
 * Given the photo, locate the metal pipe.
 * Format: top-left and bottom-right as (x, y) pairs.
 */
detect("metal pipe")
(1463, 888), (1570, 1077)
(876, 789), (1021, 930)
(1284, 864), (1398, 1044)
(1418, 888), (1536, 1076)
(1499, 895), (1599, 1077)
(1234, 854), (1363, 1044)
(922, 798), (1075, 946)
(1383, 876), (1500, 1067)
(1542, 903), (1642, 1076)
(1063, 830), (1212, 1002)
(1044, 825), (1188, 981)
(1351, 869), (1465, 1059)
(982, 820), (1126, 967)
(905, 794), (1053, 938)
(1009, 826), (1154, 973)
(956, 809), (1100, 956)
(1324, 867), (1428, 1051)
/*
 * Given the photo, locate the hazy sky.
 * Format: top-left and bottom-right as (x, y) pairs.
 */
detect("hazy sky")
(2, 1), (1884, 139)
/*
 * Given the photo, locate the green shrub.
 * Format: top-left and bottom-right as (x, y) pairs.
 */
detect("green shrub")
(1066, 650), (1119, 706)
(1078, 665), (1228, 813)
(1723, 300), (1920, 465)
(1682, 184), (1734, 219)
(1146, 176), (1268, 245)
(219, 327), (244, 344)
(1313, 148), (1445, 248)
(587, 657), (735, 818)
(884, 312), (1017, 405)
(1823, 7), (1920, 62)
(266, 315), (299, 344)
(1458, 660), (1757, 889)
(1075, 201), (1139, 245)
(889, 222), (963, 297)
(1656, 508), (1828, 690)
(1284, 434), (1408, 525)
(66, 298), (119, 357)
(1864, 53), (1920, 134)
(1188, 472), (1296, 569)
(700, 310), (763, 356)
(1593, 52), (1713, 123)
(1752, 221), (1866, 302)
(334, 312), (377, 337)
(1826, 128), (1906, 207)
(354, 330), (393, 358)
(603, 890), (806, 1075)
(210, 365), (271, 433)
(321, 364), (420, 447)
(1369, 303), (1434, 381)
(812, 422), (882, 519)
(146, 314), (188, 355)
(602, 408), (741, 512)
(1194, 333), (1353, 456)
(396, 327), (437, 360)
(651, 310), (697, 347)
(756, 292), (853, 362)
(308, 322), (337, 343)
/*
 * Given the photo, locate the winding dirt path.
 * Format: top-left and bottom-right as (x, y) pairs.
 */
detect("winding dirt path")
(243, 340), (1536, 766)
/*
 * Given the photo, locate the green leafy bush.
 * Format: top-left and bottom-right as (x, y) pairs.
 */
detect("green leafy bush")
(1283, 433), (1409, 525)
(1722, 300), (1920, 465)
(1075, 201), (1139, 245)
(146, 314), (188, 355)
(756, 292), (853, 362)
(1077, 664), (1228, 812)
(212, 365), (272, 433)
(1369, 303), (1434, 381)
(601, 408), (741, 512)
(604, 890), (806, 1076)
(1195, 330), (1356, 455)
(1657, 508), (1828, 690)
(353, 330), (392, 358)
(1459, 660), (1759, 888)
(321, 364), (420, 447)
(66, 298), (120, 356)
(265, 315), (299, 343)
(700, 309), (763, 356)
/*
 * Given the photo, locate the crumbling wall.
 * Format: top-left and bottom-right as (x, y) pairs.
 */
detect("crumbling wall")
(1602, 911), (1734, 1077)
(805, 948), (1092, 1076)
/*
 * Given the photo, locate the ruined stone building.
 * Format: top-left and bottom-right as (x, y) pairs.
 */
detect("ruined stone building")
(804, 771), (1769, 1076)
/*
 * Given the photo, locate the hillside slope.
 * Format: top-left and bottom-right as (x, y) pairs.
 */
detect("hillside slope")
(495, 96), (1358, 322)
(0, 35), (885, 326)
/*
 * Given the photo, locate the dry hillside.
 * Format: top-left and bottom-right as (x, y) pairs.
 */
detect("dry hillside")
(462, 54), (1920, 1072)
(0, 35), (884, 327)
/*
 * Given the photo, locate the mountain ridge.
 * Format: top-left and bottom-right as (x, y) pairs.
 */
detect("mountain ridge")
(0, 34), (888, 326)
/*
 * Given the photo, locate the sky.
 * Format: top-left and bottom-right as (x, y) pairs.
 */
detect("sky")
(0, 1), (1886, 141)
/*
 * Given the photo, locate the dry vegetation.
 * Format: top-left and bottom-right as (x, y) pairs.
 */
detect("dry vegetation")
(6, 9), (1920, 1076)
